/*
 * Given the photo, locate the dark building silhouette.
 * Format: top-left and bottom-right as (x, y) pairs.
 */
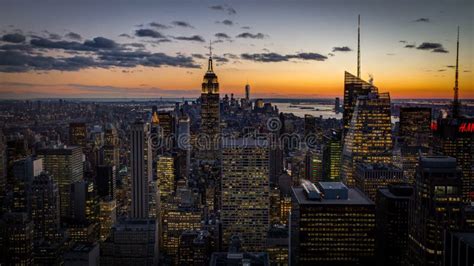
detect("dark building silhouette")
(95, 165), (116, 199)
(178, 230), (211, 266)
(408, 156), (463, 265)
(443, 231), (474, 266)
(376, 184), (413, 266)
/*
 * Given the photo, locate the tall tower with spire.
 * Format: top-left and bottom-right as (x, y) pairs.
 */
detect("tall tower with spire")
(200, 42), (221, 161)
(357, 14), (361, 78)
(342, 15), (375, 138)
(452, 26), (460, 118)
(433, 27), (473, 203)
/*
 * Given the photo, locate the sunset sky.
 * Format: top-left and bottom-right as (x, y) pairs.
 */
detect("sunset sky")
(0, 0), (473, 99)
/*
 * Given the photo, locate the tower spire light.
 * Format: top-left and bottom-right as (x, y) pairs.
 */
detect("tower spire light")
(452, 26), (460, 118)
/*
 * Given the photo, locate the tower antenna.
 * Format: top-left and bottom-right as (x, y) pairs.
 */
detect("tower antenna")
(453, 26), (460, 118)
(208, 40), (213, 72)
(357, 14), (361, 78)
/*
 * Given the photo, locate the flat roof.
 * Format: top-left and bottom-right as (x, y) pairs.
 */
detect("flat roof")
(319, 182), (347, 190)
(292, 186), (374, 206)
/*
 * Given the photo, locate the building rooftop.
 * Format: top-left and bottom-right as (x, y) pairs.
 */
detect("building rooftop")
(356, 163), (402, 172)
(378, 184), (413, 199)
(420, 156), (457, 168)
(210, 252), (269, 266)
(292, 183), (373, 206)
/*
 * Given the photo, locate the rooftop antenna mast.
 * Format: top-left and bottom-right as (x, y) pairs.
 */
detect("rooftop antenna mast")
(452, 26), (460, 118)
(357, 14), (361, 78)
(208, 40), (213, 72)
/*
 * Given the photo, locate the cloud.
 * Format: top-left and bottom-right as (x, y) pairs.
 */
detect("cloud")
(173, 35), (205, 42)
(47, 32), (62, 40)
(433, 47), (448, 53)
(124, 43), (146, 49)
(149, 22), (171, 29)
(241, 52), (327, 62)
(31, 38), (96, 51)
(172, 21), (194, 28)
(438, 69), (446, 72)
(223, 53), (238, 59)
(213, 56), (229, 63)
(84, 37), (118, 49)
(191, 53), (205, 59)
(236, 32), (266, 39)
(328, 53), (335, 57)
(414, 18), (430, 23)
(209, 5), (225, 11)
(227, 8), (237, 15)
(332, 46), (352, 52)
(399, 40), (407, 43)
(417, 42), (449, 53)
(135, 29), (166, 39)
(0, 82), (198, 97)
(119, 33), (133, 39)
(241, 26), (251, 30)
(288, 53), (327, 61)
(209, 5), (236, 15)
(215, 33), (231, 39)
(217, 19), (234, 26)
(446, 65), (455, 68)
(0, 50), (99, 72)
(65, 32), (82, 40)
(405, 44), (416, 48)
(0, 34), (201, 73)
(2, 33), (26, 43)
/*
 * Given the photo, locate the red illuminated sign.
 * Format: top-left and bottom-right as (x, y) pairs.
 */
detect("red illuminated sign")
(458, 122), (474, 133)
(431, 121), (438, 131)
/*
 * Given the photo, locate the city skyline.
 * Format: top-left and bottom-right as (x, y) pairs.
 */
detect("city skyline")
(0, 0), (473, 99)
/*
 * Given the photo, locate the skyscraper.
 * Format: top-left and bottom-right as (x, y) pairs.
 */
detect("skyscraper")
(103, 123), (119, 173)
(221, 138), (270, 251)
(0, 213), (34, 265)
(69, 122), (87, 147)
(245, 82), (250, 101)
(37, 145), (83, 218)
(355, 163), (405, 201)
(342, 72), (375, 138)
(156, 155), (175, 203)
(432, 26), (473, 202)
(177, 113), (191, 179)
(341, 91), (393, 187)
(130, 119), (152, 219)
(200, 51), (220, 161)
(376, 184), (413, 266)
(31, 172), (60, 244)
(408, 156), (463, 265)
(178, 230), (211, 266)
(96, 165), (116, 199)
(100, 219), (159, 266)
(305, 149), (323, 182)
(398, 107), (432, 183)
(291, 181), (375, 265)
(322, 130), (342, 181)
(399, 107), (432, 148)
